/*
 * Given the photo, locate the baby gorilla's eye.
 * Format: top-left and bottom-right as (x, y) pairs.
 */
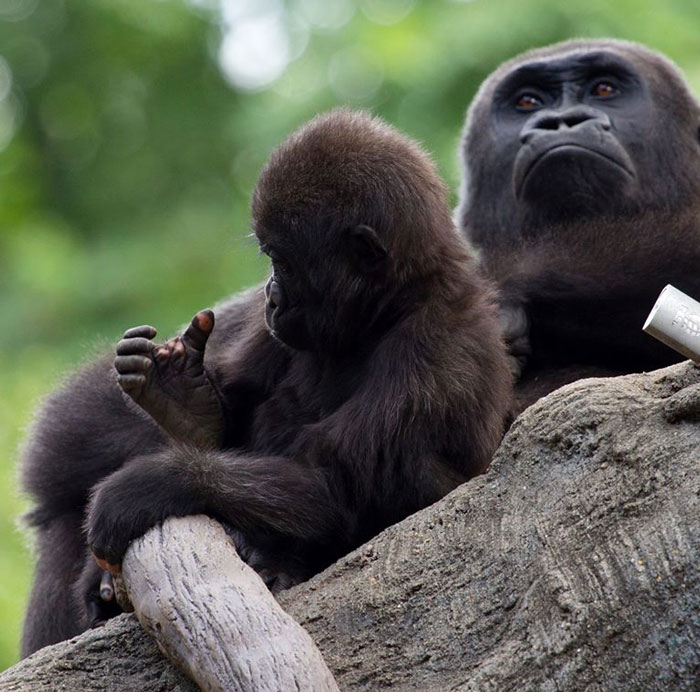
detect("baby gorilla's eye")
(591, 81), (617, 98)
(515, 93), (542, 111)
(274, 259), (293, 278)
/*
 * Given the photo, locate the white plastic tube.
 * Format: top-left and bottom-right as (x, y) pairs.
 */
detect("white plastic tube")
(643, 284), (700, 363)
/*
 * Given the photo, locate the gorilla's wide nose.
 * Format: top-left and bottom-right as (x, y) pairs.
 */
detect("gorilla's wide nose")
(520, 106), (611, 143)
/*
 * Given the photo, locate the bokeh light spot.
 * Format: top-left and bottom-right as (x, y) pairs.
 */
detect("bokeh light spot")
(219, 11), (290, 90)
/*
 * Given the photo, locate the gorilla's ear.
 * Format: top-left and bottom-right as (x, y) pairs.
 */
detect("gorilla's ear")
(345, 225), (388, 274)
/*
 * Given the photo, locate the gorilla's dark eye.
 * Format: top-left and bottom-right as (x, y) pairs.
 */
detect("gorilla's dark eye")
(591, 81), (617, 98)
(515, 94), (542, 111)
(274, 259), (293, 278)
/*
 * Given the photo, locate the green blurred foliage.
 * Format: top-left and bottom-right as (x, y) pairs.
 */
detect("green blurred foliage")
(0, 0), (699, 671)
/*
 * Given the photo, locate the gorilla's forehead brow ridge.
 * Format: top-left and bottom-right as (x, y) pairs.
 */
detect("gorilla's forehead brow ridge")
(497, 51), (638, 91)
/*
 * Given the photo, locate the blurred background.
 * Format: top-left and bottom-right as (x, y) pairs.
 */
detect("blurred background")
(1, 0), (699, 670)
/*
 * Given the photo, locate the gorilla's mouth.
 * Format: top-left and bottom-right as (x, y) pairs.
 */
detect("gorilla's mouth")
(265, 305), (313, 351)
(533, 143), (634, 176)
(515, 142), (636, 198)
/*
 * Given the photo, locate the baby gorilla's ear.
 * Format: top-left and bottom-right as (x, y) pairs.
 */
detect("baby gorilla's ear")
(344, 225), (388, 274)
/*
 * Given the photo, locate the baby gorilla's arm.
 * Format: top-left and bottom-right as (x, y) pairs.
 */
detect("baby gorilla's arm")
(114, 310), (224, 447)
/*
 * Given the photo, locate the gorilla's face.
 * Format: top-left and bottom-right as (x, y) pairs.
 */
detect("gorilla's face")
(259, 222), (389, 354)
(263, 252), (313, 352)
(459, 41), (700, 242)
(492, 50), (651, 219)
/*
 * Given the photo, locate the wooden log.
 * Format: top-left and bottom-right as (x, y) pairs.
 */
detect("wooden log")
(119, 515), (339, 692)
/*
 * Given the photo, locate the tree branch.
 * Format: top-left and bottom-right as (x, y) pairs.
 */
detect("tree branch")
(120, 515), (338, 692)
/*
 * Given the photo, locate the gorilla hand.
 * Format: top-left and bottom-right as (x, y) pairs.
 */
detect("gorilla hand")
(497, 300), (531, 380)
(86, 453), (203, 571)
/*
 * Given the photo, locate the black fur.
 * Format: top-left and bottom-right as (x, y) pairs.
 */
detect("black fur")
(20, 109), (512, 656)
(456, 39), (700, 413)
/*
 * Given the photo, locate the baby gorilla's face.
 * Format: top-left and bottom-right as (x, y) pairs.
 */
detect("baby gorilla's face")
(260, 221), (392, 354)
(263, 270), (313, 351)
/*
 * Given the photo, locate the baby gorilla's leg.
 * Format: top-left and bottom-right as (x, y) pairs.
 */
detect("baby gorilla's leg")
(114, 310), (224, 447)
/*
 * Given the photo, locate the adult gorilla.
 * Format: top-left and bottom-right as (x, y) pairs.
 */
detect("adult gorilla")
(455, 39), (700, 412)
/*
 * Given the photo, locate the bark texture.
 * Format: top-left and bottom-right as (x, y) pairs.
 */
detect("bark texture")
(121, 515), (338, 692)
(2, 361), (699, 691)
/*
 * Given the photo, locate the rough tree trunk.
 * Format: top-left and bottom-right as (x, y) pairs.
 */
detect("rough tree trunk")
(2, 362), (699, 691)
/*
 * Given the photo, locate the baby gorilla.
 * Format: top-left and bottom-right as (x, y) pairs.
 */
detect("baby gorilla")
(114, 311), (224, 449)
(21, 109), (512, 655)
(90, 110), (512, 578)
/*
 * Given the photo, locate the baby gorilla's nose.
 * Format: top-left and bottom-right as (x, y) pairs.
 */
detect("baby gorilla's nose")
(268, 280), (286, 312)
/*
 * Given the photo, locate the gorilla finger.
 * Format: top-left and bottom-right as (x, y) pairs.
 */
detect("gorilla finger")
(182, 310), (215, 351)
(509, 334), (532, 358)
(87, 601), (108, 629)
(122, 325), (157, 340)
(100, 571), (115, 602)
(153, 344), (172, 362)
(114, 355), (152, 374)
(117, 374), (146, 393)
(171, 339), (186, 358)
(160, 338), (185, 366)
(116, 337), (155, 356)
(499, 304), (529, 342)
